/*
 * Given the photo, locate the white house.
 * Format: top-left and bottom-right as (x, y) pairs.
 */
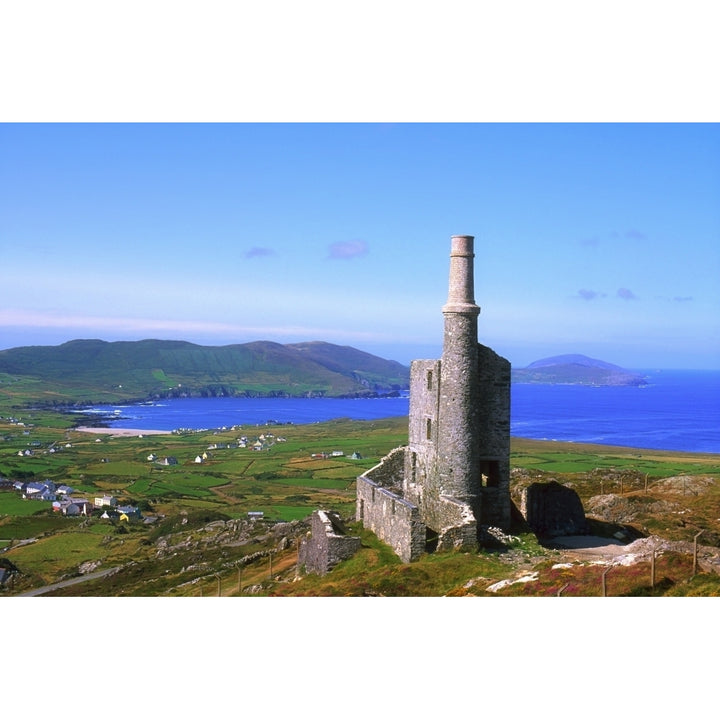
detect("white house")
(95, 495), (117, 508)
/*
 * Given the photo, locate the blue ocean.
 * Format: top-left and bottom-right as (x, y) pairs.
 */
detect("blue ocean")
(83, 370), (720, 454)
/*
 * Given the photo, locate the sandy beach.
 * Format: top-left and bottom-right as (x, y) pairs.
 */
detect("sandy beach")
(75, 426), (171, 437)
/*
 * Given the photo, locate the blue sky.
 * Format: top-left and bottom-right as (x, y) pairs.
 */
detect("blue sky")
(1, 122), (719, 369)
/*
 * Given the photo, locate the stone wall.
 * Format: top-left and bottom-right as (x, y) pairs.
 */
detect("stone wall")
(476, 343), (512, 528)
(297, 510), (361, 575)
(357, 449), (425, 563)
(434, 496), (478, 552)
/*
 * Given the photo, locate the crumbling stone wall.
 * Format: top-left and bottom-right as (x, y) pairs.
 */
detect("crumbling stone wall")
(476, 343), (512, 528)
(297, 510), (361, 575)
(357, 449), (425, 563)
(434, 496), (478, 552)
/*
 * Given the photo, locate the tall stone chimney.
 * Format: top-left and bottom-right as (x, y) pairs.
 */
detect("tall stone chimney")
(438, 235), (482, 502)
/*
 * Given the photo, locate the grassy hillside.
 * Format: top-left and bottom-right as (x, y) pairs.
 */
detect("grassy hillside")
(1, 405), (718, 597)
(0, 339), (410, 404)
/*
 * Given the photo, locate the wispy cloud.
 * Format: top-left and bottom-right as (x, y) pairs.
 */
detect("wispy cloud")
(579, 236), (601, 247)
(328, 240), (368, 260)
(625, 229), (647, 241)
(673, 296), (694, 302)
(609, 229), (648, 241)
(617, 287), (638, 300)
(577, 289), (605, 301)
(0, 309), (401, 345)
(245, 247), (274, 259)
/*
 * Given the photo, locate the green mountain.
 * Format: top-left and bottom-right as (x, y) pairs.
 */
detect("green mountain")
(0, 339), (410, 404)
(511, 354), (648, 386)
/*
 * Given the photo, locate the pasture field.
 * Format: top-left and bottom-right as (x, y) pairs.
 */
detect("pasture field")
(2, 403), (719, 595)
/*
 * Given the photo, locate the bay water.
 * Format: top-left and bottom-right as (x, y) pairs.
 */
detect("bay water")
(83, 369), (720, 454)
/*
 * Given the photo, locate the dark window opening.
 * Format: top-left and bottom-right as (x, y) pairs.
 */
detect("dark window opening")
(427, 370), (433, 390)
(480, 460), (501, 488)
(425, 528), (439, 553)
(426, 418), (432, 441)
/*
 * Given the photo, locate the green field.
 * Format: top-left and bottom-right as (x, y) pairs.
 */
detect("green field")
(2, 401), (719, 596)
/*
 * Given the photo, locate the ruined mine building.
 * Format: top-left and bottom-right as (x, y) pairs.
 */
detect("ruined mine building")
(356, 235), (511, 561)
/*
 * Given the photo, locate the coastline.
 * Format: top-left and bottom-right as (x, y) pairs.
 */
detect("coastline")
(75, 426), (171, 437)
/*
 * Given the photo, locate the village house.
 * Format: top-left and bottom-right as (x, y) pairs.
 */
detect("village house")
(207, 442), (230, 450)
(117, 505), (141, 521)
(22, 480), (56, 500)
(53, 498), (93, 516)
(94, 495), (117, 508)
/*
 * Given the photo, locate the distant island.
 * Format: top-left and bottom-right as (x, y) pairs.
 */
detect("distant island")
(511, 354), (648, 386)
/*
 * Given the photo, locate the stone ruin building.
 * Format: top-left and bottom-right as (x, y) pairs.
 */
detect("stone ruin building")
(297, 509), (361, 575)
(356, 235), (512, 562)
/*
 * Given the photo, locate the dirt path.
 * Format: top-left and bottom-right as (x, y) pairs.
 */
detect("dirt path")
(18, 566), (122, 596)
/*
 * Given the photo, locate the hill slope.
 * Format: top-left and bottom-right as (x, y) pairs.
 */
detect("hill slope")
(0, 339), (410, 404)
(512, 354), (647, 386)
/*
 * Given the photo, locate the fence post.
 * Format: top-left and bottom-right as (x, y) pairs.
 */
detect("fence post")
(651, 548), (655, 588)
(693, 531), (704, 577)
(602, 567), (611, 597)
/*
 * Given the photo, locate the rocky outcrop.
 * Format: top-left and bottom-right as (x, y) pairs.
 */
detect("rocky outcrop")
(520, 480), (589, 538)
